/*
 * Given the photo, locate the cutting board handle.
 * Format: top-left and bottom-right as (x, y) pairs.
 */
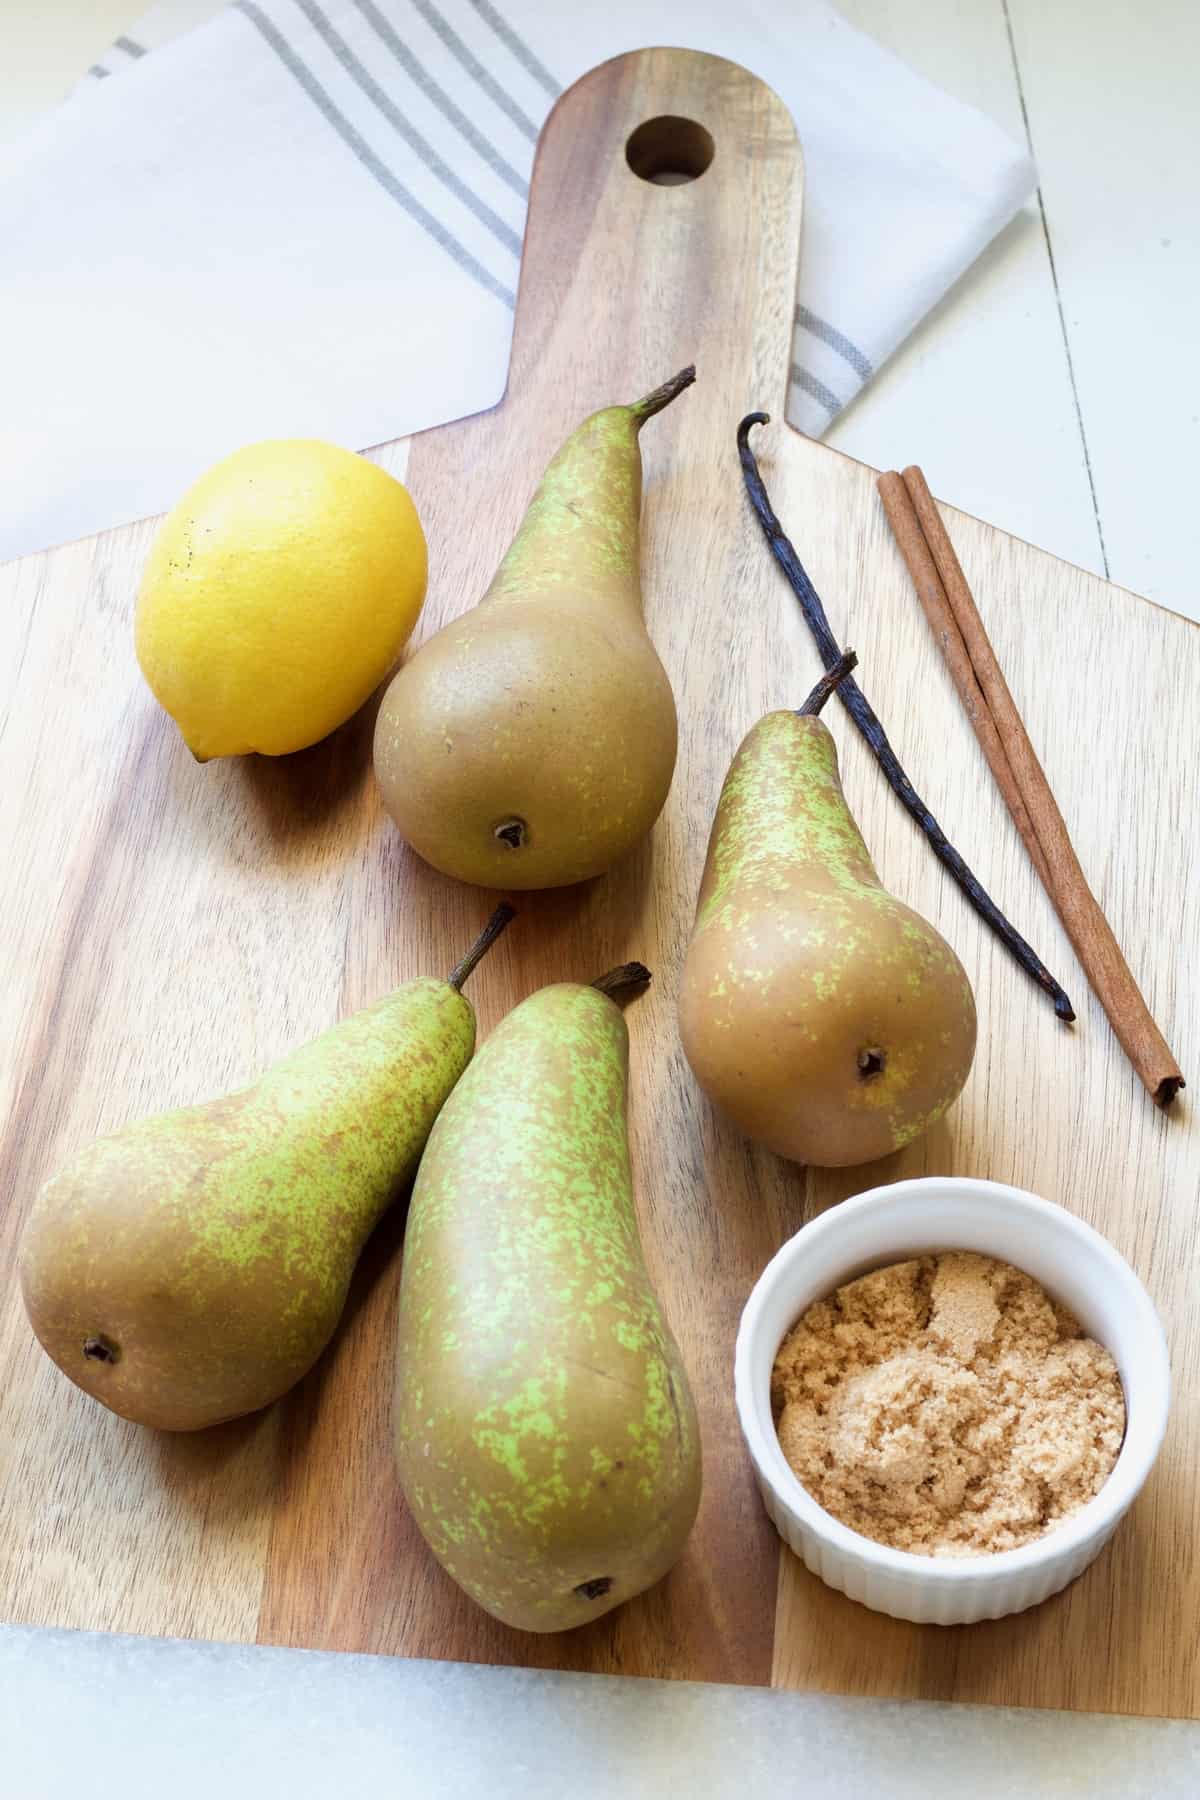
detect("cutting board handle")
(503, 47), (803, 428)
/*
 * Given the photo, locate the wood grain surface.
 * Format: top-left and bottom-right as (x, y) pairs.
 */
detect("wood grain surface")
(1, 48), (1197, 1718)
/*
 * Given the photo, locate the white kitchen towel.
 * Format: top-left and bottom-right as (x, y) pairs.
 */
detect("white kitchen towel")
(0, 0), (1035, 563)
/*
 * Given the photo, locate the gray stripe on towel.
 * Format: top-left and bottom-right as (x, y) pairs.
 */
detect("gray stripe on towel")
(408, 0), (540, 143)
(114, 35), (148, 58)
(293, 0), (523, 256)
(796, 305), (873, 380)
(791, 364), (842, 417)
(350, 0), (528, 199)
(465, 0), (560, 98)
(235, 0), (515, 308)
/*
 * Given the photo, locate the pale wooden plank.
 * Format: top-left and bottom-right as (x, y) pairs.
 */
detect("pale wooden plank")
(828, 0), (1105, 578)
(1006, 0), (1200, 619)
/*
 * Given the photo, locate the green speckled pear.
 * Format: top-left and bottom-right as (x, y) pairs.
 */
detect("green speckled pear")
(394, 970), (701, 1632)
(373, 367), (694, 890)
(679, 662), (976, 1166)
(19, 909), (513, 1430)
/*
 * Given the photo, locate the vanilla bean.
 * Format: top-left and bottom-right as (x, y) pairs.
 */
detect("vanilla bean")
(737, 414), (1075, 1022)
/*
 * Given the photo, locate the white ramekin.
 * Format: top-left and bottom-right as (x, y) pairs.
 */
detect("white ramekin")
(734, 1176), (1170, 1625)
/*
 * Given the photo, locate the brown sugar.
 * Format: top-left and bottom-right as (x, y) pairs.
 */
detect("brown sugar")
(771, 1252), (1125, 1556)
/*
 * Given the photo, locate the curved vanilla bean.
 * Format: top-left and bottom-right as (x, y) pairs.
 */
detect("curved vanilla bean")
(737, 413), (1075, 1022)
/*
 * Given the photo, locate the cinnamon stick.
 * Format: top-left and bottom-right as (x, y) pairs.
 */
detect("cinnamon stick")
(879, 463), (1184, 1108)
(877, 474), (1055, 894)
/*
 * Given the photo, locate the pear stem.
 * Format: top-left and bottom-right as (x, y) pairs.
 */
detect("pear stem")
(630, 365), (696, 427)
(447, 903), (516, 993)
(798, 648), (858, 716)
(591, 963), (652, 1003)
(737, 412), (1076, 1024)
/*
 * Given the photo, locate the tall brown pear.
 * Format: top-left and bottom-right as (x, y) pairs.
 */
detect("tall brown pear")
(374, 368), (693, 889)
(394, 967), (701, 1632)
(679, 656), (976, 1167)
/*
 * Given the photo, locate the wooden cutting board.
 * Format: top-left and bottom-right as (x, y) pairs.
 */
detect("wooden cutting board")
(1, 47), (1197, 1719)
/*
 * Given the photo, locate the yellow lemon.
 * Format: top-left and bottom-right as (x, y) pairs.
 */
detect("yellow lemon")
(135, 440), (427, 759)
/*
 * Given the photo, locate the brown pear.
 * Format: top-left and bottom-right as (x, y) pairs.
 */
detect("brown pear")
(19, 908), (512, 1430)
(679, 663), (976, 1166)
(374, 368), (693, 889)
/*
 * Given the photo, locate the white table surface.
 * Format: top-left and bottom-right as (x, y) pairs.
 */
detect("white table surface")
(3, 0), (1197, 623)
(4, 1625), (1200, 1799)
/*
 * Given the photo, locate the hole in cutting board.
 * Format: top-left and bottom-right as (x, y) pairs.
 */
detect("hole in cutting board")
(625, 116), (714, 185)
